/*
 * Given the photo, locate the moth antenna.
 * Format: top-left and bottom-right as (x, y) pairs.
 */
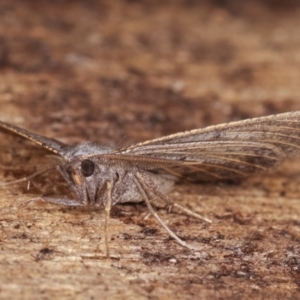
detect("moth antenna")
(134, 173), (201, 251)
(17, 197), (44, 210)
(0, 197), (48, 218)
(104, 181), (112, 258)
(0, 167), (56, 188)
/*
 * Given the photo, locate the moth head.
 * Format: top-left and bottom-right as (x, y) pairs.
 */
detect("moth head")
(65, 159), (95, 185)
(59, 156), (110, 207)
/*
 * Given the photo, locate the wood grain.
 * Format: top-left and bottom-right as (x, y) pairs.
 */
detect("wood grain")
(0, 1), (300, 299)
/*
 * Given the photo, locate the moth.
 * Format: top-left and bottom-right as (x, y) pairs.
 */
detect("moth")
(1, 110), (300, 255)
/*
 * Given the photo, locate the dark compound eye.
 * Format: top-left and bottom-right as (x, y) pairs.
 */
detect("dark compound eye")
(81, 159), (95, 177)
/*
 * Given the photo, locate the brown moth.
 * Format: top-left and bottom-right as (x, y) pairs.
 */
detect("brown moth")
(1, 111), (300, 255)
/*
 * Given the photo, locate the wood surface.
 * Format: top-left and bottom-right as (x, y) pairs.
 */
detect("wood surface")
(0, 1), (300, 299)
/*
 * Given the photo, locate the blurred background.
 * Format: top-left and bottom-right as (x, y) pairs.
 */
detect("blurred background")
(0, 0), (300, 144)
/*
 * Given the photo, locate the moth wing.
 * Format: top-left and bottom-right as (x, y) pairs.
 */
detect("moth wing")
(0, 121), (69, 157)
(109, 111), (300, 180)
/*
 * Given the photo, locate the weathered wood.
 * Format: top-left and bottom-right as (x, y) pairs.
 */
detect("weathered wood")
(0, 1), (300, 299)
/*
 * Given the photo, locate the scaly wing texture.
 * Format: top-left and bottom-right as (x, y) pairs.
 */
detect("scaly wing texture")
(0, 121), (69, 157)
(2, 112), (300, 181)
(105, 111), (300, 180)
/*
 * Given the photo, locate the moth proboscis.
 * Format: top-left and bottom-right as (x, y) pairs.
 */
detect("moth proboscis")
(1, 110), (300, 256)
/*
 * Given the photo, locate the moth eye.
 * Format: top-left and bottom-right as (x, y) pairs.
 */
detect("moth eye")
(81, 159), (95, 177)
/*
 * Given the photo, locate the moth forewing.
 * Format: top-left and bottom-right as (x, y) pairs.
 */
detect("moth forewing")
(0, 120), (69, 158)
(1, 110), (300, 253)
(107, 111), (300, 181)
(118, 110), (300, 151)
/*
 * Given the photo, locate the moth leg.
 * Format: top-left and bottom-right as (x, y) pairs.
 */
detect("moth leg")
(168, 201), (212, 223)
(134, 173), (200, 251)
(18, 197), (85, 210)
(156, 191), (211, 223)
(0, 167), (55, 188)
(137, 172), (211, 223)
(104, 181), (112, 258)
